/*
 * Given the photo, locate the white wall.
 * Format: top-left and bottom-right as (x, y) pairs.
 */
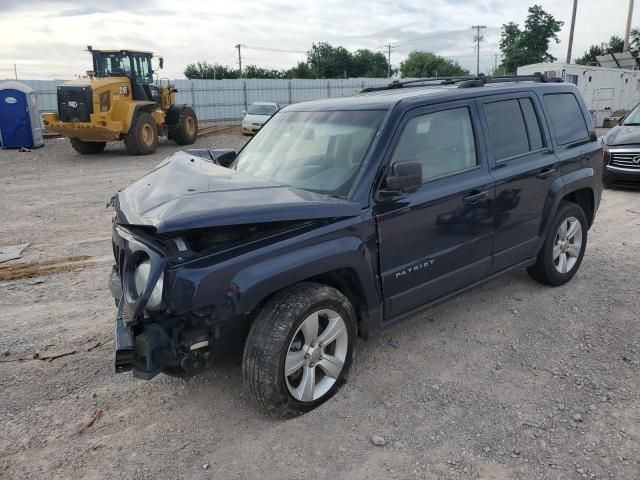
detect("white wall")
(518, 63), (640, 116)
(7, 78), (396, 123)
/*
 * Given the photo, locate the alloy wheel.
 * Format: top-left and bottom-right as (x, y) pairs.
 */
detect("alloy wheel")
(553, 216), (583, 274)
(285, 309), (349, 402)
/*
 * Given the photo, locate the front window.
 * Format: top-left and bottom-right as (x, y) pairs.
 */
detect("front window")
(622, 103), (640, 125)
(94, 52), (131, 78)
(131, 54), (153, 83)
(248, 104), (278, 116)
(233, 110), (385, 197)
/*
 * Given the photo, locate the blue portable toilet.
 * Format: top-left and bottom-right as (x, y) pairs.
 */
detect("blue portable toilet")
(0, 81), (44, 149)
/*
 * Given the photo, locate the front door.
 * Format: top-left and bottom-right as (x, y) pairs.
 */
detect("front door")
(373, 100), (495, 321)
(477, 93), (562, 273)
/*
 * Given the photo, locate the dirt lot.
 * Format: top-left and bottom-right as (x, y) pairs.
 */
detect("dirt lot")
(1, 134), (639, 480)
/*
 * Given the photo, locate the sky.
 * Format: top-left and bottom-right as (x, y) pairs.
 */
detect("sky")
(0, 0), (637, 80)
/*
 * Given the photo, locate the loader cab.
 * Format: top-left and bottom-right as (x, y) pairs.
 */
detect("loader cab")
(89, 48), (158, 102)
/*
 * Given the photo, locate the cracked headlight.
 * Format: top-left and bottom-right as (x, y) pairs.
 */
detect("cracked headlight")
(133, 259), (164, 310)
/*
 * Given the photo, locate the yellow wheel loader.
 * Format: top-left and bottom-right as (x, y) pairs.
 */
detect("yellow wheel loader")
(43, 47), (197, 155)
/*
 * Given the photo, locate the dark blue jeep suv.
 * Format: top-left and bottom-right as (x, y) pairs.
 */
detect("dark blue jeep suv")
(109, 75), (603, 417)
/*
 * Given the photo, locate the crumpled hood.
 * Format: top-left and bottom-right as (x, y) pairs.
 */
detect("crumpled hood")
(603, 124), (640, 146)
(114, 151), (360, 233)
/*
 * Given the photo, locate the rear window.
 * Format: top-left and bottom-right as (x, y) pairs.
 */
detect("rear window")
(543, 93), (589, 145)
(483, 98), (545, 161)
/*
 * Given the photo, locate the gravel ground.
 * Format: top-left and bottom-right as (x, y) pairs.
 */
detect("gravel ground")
(1, 134), (639, 480)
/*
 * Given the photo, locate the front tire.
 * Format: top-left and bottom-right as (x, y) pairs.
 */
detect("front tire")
(69, 138), (106, 154)
(124, 112), (158, 155)
(168, 106), (198, 145)
(243, 282), (356, 418)
(527, 201), (588, 286)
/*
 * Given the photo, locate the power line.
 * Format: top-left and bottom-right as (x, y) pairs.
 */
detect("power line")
(385, 44), (395, 78)
(471, 25), (487, 75)
(566, 0), (579, 62)
(235, 43), (242, 78)
(381, 28), (471, 48)
(242, 45), (307, 54)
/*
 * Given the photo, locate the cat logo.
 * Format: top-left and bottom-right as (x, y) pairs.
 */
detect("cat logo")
(119, 86), (129, 95)
(68, 101), (78, 108)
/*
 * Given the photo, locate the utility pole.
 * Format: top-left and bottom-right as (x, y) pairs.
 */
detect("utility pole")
(386, 44), (394, 78)
(624, 0), (635, 50)
(566, 0), (578, 63)
(471, 25), (486, 76)
(494, 53), (498, 74)
(13, 63), (18, 80)
(235, 44), (242, 78)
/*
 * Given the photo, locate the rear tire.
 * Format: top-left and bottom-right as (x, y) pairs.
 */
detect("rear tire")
(243, 282), (356, 418)
(69, 138), (106, 154)
(124, 112), (158, 155)
(168, 106), (198, 145)
(527, 201), (588, 286)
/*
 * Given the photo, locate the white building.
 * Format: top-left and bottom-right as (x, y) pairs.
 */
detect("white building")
(517, 62), (640, 127)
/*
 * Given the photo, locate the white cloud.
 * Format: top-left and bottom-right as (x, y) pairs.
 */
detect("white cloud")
(0, 0), (637, 79)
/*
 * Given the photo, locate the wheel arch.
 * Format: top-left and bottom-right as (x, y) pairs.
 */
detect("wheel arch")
(561, 187), (595, 227)
(216, 238), (381, 338)
(112, 101), (156, 133)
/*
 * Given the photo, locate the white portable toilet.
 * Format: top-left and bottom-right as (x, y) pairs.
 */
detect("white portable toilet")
(0, 81), (44, 149)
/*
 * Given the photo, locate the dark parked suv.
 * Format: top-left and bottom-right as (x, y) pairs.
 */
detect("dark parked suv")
(109, 75), (603, 417)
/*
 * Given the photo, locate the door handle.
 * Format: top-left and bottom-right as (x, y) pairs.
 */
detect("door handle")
(536, 167), (557, 179)
(463, 190), (489, 204)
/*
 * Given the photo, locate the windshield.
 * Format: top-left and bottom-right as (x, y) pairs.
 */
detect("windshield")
(233, 110), (385, 197)
(248, 104), (277, 116)
(94, 52), (131, 78)
(623, 103), (640, 125)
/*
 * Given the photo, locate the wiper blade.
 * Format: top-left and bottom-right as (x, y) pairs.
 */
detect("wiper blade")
(623, 122), (640, 126)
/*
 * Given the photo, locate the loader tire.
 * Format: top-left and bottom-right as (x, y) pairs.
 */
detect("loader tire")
(124, 112), (158, 155)
(168, 106), (198, 145)
(69, 138), (106, 154)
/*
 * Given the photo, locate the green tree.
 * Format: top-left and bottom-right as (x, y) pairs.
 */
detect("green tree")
(499, 5), (563, 74)
(631, 28), (640, 59)
(184, 61), (237, 79)
(306, 42), (353, 78)
(285, 61), (314, 79)
(399, 51), (468, 78)
(351, 49), (391, 77)
(575, 35), (625, 65)
(242, 65), (287, 79)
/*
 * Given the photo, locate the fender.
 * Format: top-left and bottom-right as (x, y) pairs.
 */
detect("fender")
(538, 167), (595, 244)
(111, 100), (156, 133)
(222, 236), (380, 319)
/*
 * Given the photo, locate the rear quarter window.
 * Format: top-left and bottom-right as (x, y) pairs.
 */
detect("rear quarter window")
(543, 93), (589, 145)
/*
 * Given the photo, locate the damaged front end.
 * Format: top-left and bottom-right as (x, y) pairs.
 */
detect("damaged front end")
(110, 225), (215, 379)
(107, 149), (361, 380)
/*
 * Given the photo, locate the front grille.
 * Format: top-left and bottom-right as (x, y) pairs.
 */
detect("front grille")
(610, 151), (640, 169)
(57, 85), (93, 122)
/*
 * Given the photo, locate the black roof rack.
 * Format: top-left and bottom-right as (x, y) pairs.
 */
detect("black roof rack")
(360, 73), (562, 93)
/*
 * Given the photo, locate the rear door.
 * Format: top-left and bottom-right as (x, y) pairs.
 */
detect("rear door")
(373, 100), (495, 320)
(478, 92), (561, 273)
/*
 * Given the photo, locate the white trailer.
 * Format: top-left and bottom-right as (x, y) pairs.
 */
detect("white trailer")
(517, 63), (640, 127)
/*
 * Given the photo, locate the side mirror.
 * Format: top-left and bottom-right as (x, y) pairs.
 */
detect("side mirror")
(381, 161), (422, 196)
(242, 109), (247, 115)
(209, 149), (236, 167)
(158, 57), (164, 70)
